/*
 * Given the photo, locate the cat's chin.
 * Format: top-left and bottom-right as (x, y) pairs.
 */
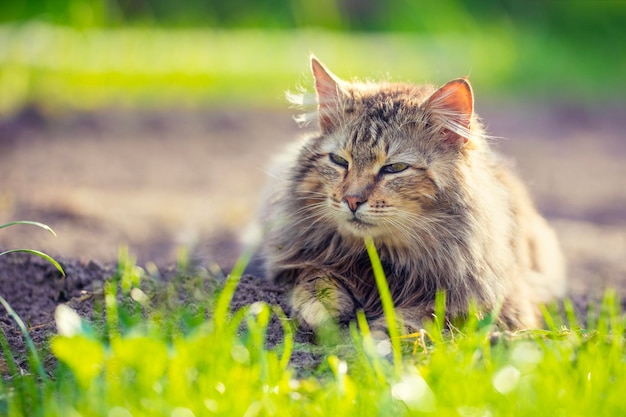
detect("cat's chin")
(338, 221), (408, 248)
(338, 219), (382, 239)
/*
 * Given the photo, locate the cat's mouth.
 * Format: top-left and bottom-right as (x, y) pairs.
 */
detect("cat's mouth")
(340, 216), (380, 238)
(348, 217), (374, 228)
(334, 205), (378, 235)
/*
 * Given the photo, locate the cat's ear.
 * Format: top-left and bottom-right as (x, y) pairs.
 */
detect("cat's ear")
(311, 56), (345, 133)
(424, 78), (474, 146)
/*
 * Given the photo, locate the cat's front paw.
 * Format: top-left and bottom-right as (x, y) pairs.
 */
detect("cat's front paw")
(291, 275), (355, 330)
(296, 298), (336, 329)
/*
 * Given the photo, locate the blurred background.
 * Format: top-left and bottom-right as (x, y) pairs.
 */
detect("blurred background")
(1, 0), (626, 111)
(0, 1), (625, 292)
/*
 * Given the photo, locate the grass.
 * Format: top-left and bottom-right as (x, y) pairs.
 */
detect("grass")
(1, 246), (625, 416)
(1, 23), (625, 115)
(0, 221), (65, 276)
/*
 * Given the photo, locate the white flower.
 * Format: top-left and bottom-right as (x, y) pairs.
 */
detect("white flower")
(54, 304), (82, 337)
(492, 365), (521, 394)
(391, 374), (436, 412)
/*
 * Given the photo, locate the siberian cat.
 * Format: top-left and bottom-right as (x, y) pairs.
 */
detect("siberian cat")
(260, 56), (566, 335)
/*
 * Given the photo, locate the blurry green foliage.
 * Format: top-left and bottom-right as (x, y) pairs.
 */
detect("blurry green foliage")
(0, 1), (624, 112)
(2, 0), (625, 40)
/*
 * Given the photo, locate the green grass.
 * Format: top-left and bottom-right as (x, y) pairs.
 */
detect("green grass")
(1, 23), (624, 115)
(0, 221), (65, 276)
(1, 247), (625, 416)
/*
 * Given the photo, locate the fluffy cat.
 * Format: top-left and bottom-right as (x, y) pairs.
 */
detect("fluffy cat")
(259, 56), (566, 335)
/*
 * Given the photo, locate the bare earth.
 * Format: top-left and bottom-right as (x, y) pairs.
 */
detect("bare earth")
(1, 102), (625, 364)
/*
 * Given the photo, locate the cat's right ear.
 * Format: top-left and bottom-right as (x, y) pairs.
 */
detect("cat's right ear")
(311, 56), (345, 133)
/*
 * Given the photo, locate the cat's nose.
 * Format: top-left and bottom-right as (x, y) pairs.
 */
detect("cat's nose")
(344, 195), (366, 213)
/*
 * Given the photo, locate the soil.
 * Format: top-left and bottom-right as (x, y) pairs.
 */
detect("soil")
(1, 101), (625, 371)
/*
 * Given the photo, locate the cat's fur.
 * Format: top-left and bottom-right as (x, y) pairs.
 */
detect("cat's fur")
(259, 56), (566, 334)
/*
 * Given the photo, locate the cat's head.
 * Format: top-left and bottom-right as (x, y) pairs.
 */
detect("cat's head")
(293, 56), (481, 243)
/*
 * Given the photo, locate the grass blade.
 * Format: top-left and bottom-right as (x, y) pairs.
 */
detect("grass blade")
(0, 221), (57, 237)
(0, 295), (47, 381)
(0, 323), (20, 376)
(364, 236), (402, 376)
(272, 305), (294, 370)
(213, 244), (256, 330)
(0, 249), (65, 277)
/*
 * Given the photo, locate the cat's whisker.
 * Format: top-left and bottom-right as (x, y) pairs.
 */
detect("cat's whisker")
(292, 202), (329, 216)
(294, 190), (329, 196)
(259, 169), (281, 180)
(292, 196), (327, 203)
(382, 217), (424, 243)
(289, 204), (337, 231)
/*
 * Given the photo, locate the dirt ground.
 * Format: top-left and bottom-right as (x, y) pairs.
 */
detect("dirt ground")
(1, 101), (625, 367)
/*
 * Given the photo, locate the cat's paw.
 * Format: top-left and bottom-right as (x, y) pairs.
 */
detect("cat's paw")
(297, 298), (336, 329)
(368, 317), (392, 341)
(291, 275), (354, 329)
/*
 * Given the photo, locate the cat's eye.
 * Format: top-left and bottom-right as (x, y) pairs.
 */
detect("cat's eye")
(329, 153), (349, 168)
(380, 162), (409, 174)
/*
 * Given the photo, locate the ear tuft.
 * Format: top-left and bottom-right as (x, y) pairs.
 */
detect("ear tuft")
(424, 78), (474, 146)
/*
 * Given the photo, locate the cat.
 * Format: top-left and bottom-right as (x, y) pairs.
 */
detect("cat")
(259, 55), (566, 336)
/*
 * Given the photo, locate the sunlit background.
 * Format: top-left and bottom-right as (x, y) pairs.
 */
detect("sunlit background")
(1, 1), (625, 288)
(2, 1), (625, 113)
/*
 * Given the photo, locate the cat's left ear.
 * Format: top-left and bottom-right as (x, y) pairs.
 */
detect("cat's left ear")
(424, 78), (474, 146)
(311, 56), (346, 133)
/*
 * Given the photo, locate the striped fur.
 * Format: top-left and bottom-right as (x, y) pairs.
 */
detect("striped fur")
(260, 56), (566, 334)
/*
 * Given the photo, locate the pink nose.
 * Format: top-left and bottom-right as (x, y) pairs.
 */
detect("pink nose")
(344, 195), (366, 212)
